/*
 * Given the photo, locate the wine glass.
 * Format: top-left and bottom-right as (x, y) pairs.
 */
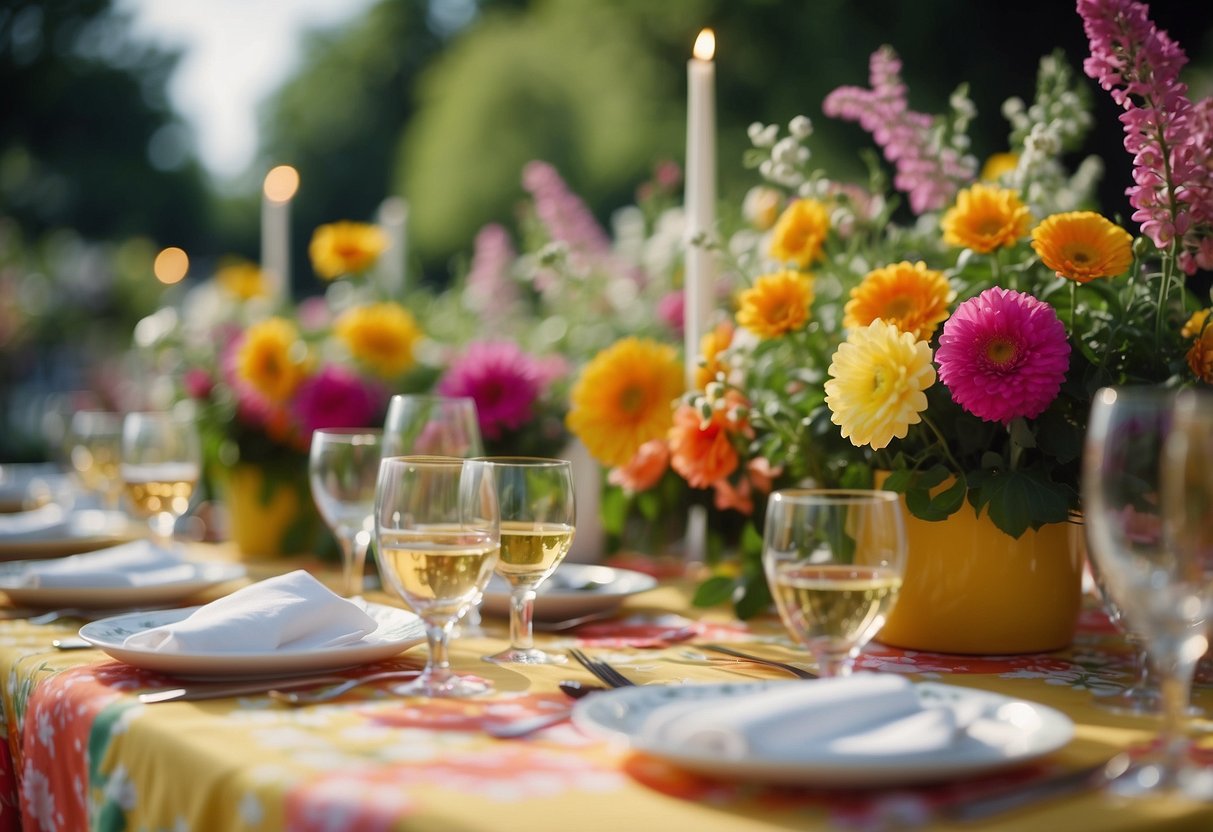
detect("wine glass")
(762, 489), (906, 677)
(66, 410), (125, 515)
(374, 455), (499, 697)
(1083, 386), (1213, 799)
(309, 428), (383, 597)
(383, 395), (484, 458)
(481, 457), (576, 665)
(120, 411), (202, 552)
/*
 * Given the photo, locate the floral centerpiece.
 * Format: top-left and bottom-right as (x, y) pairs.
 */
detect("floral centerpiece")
(565, 0), (1212, 618)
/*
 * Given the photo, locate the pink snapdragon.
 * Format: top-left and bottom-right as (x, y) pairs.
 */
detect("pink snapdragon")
(522, 161), (612, 259)
(1078, 0), (1213, 273)
(464, 223), (519, 319)
(823, 46), (976, 214)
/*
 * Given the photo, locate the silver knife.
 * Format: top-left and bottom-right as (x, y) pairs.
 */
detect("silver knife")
(138, 674), (350, 704)
(940, 759), (1111, 822)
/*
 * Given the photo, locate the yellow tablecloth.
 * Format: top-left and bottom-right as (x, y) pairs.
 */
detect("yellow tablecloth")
(0, 546), (1211, 832)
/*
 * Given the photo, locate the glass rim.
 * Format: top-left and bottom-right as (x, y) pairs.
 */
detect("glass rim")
(472, 456), (571, 468)
(312, 427), (383, 438)
(378, 454), (480, 468)
(386, 393), (477, 406)
(770, 488), (900, 505)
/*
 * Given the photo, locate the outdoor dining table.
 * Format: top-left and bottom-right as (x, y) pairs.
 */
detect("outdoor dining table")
(0, 544), (1210, 832)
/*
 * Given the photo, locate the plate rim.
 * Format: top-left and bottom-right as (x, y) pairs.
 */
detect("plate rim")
(572, 679), (1075, 786)
(482, 563), (658, 601)
(0, 560), (248, 606)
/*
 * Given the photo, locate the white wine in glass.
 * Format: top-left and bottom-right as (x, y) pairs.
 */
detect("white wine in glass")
(375, 456), (499, 697)
(120, 411), (201, 552)
(482, 457), (576, 665)
(762, 489), (905, 677)
(309, 428), (383, 597)
(67, 410), (125, 514)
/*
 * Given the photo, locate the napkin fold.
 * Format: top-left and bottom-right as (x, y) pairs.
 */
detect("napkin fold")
(122, 570), (379, 653)
(641, 674), (961, 760)
(0, 503), (67, 540)
(17, 540), (196, 588)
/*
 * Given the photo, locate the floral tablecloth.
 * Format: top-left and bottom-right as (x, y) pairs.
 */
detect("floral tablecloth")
(0, 549), (1211, 832)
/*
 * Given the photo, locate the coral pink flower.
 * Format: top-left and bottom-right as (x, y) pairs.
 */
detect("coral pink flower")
(668, 405), (739, 489)
(607, 439), (670, 494)
(936, 288), (1071, 424)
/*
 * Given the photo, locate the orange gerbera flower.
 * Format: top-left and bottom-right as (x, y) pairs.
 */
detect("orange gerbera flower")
(234, 317), (309, 403)
(768, 198), (830, 266)
(215, 259), (267, 300)
(843, 261), (955, 341)
(334, 302), (422, 378)
(309, 221), (388, 280)
(668, 404), (739, 489)
(1183, 309), (1213, 383)
(941, 184), (1032, 253)
(607, 439), (670, 494)
(980, 152), (1019, 181)
(566, 337), (684, 467)
(695, 321), (735, 390)
(736, 270), (814, 339)
(1030, 211), (1134, 283)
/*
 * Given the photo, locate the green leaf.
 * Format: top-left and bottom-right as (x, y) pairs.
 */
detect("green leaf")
(733, 570), (774, 619)
(600, 487), (626, 537)
(1035, 410), (1083, 465)
(692, 575), (736, 608)
(636, 490), (660, 521)
(881, 468), (914, 493)
(980, 468), (1072, 537)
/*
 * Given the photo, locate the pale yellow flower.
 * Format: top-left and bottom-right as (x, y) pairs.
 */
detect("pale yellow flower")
(980, 152), (1019, 181)
(566, 337), (684, 468)
(1030, 211), (1134, 283)
(941, 184), (1032, 254)
(843, 261), (954, 341)
(736, 270), (814, 339)
(235, 317), (309, 402)
(309, 221), (388, 280)
(215, 260), (267, 300)
(768, 198), (830, 266)
(825, 319), (936, 450)
(334, 302), (422, 378)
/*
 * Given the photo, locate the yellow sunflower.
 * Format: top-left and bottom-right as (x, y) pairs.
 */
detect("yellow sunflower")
(309, 221), (389, 281)
(566, 337), (684, 467)
(334, 302), (422, 378)
(940, 184), (1032, 254)
(768, 198), (830, 267)
(235, 317), (309, 402)
(1030, 211), (1134, 283)
(1183, 309), (1213, 383)
(824, 319), (936, 450)
(980, 152), (1019, 181)
(736, 270), (814, 339)
(215, 260), (267, 300)
(843, 261), (955, 341)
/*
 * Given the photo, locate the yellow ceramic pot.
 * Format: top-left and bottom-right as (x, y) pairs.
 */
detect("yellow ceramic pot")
(216, 461), (325, 560)
(876, 501), (1085, 654)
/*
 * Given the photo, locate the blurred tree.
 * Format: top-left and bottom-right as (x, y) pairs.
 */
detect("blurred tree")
(0, 0), (213, 251)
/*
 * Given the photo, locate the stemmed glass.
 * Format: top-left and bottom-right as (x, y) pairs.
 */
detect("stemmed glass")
(383, 394), (484, 458)
(762, 489), (906, 677)
(481, 457), (576, 665)
(1085, 547), (1160, 715)
(120, 411), (202, 552)
(374, 456), (499, 697)
(309, 428), (383, 597)
(1083, 386), (1213, 799)
(66, 410), (125, 516)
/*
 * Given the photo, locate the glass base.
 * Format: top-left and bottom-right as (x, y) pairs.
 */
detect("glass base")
(390, 673), (492, 698)
(1093, 686), (1161, 716)
(483, 647), (568, 666)
(1104, 754), (1213, 800)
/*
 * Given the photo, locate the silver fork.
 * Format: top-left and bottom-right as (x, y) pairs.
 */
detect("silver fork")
(268, 669), (423, 706)
(567, 648), (635, 687)
(699, 643), (818, 679)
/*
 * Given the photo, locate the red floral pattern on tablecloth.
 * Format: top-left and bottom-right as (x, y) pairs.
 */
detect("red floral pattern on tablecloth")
(367, 692), (572, 734)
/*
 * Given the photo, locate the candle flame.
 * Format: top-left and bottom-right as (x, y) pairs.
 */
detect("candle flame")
(263, 165), (300, 203)
(693, 28), (715, 61)
(153, 247), (189, 285)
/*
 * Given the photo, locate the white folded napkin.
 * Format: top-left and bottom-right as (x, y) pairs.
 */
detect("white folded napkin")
(17, 540), (197, 588)
(0, 503), (67, 540)
(122, 570), (379, 653)
(641, 674), (961, 760)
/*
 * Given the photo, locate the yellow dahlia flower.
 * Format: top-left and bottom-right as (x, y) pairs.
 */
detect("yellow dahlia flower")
(1030, 211), (1134, 283)
(215, 260), (267, 300)
(235, 317), (309, 402)
(736, 270), (814, 339)
(825, 319), (936, 450)
(566, 337), (684, 467)
(334, 302), (422, 378)
(695, 321), (734, 391)
(941, 184), (1032, 254)
(1183, 309), (1213, 383)
(309, 221), (388, 281)
(843, 261), (955, 341)
(768, 198), (830, 267)
(980, 152), (1019, 181)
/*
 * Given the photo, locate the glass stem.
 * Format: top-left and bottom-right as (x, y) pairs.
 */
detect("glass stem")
(338, 530), (370, 597)
(814, 646), (857, 677)
(149, 514), (176, 551)
(423, 623), (452, 686)
(1158, 662), (1196, 784)
(509, 585), (537, 651)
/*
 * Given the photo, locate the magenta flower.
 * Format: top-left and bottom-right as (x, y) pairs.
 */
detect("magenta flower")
(182, 368), (215, 400)
(936, 288), (1071, 424)
(291, 365), (385, 436)
(437, 341), (557, 441)
(657, 290), (685, 335)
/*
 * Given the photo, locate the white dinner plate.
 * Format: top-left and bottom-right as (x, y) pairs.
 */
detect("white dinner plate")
(0, 508), (138, 560)
(79, 602), (426, 679)
(0, 560), (248, 608)
(480, 563), (658, 621)
(572, 680), (1074, 787)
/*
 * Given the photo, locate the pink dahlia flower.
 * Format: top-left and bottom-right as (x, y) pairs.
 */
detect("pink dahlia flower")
(935, 288), (1071, 424)
(437, 341), (553, 441)
(291, 365), (385, 436)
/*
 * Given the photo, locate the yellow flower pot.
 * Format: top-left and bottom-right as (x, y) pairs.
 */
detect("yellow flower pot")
(216, 461), (325, 560)
(876, 500), (1085, 654)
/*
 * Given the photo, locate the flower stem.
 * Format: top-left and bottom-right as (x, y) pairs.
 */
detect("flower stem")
(921, 414), (964, 473)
